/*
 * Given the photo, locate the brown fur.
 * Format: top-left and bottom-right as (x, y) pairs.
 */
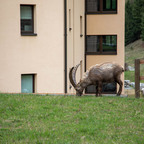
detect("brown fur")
(69, 62), (124, 96)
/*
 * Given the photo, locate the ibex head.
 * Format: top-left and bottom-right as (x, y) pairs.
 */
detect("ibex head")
(69, 63), (84, 96)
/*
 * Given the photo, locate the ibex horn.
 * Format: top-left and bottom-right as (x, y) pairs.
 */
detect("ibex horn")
(69, 63), (81, 88)
(69, 67), (76, 88)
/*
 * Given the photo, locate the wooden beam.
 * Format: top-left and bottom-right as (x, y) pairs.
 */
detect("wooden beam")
(135, 59), (140, 98)
(140, 60), (144, 64)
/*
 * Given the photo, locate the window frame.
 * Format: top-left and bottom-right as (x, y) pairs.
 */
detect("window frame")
(85, 35), (117, 55)
(85, 0), (117, 14)
(21, 74), (35, 93)
(20, 5), (37, 36)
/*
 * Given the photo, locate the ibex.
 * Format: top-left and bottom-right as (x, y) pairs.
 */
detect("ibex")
(69, 62), (124, 96)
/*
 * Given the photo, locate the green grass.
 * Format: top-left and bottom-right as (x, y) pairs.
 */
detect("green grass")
(125, 71), (144, 83)
(125, 71), (135, 82)
(0, 94), (144, 144)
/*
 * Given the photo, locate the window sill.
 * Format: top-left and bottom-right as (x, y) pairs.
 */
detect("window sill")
(85, 52), (117, 55)
(86, 11), (117, 15)
(21, 33), (37, 36)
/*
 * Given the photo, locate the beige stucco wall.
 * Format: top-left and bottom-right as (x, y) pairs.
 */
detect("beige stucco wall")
(67, 0), (85, 94)
(0, 0), (125, 94)
(86, 0), (125, 94)
(0, 0), (64, 93)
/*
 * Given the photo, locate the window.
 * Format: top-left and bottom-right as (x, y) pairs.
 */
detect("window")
(86, 83), (117, 94)
(103, 0), (117, 11)
(20, 5), (36, 35)
(21, 74), (35, 93)
(86, 0), (117, 14)
(86, 35), (117, 55)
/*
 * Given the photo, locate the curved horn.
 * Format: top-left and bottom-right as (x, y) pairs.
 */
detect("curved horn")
(69, 63), (81, 88)
(73, 63), (80, 84)
(69, 67), (76, 88)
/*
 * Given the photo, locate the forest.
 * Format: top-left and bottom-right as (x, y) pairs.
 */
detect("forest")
(125, 0), (144, 45)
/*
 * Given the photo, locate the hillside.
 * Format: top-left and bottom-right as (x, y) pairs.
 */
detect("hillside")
(125, 39), (144, 67)
(125, 0), (134, 3)
(125, 39), (144, 84)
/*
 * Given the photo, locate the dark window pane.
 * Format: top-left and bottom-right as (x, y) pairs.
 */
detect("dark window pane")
(103, 0), (117, 11)
(112, 0), (116, 9)
(86, 83), (116, 94)
(21, 6), (32, 19)
(20, 5), (33, 33)
(106, 0), (111, 9)
(86, 36), (100, 52)
(102, 82), (116, 93)
(21, 19), (32, 31)
(102, 36), (117, 52)
(86, 0), (100, 12)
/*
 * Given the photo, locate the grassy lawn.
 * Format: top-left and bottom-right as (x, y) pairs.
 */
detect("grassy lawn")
(0, 94), (144, 144)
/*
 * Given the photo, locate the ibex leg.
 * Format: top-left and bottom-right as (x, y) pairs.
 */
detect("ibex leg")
(116, 79), (123, 96)
(97, 82), (102, 96)
(95, 85), (98, 97)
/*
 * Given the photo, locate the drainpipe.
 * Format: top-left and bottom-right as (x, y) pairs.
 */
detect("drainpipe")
(64, 0), (67, 93)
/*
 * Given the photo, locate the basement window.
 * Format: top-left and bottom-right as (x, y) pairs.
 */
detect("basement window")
(86, 35), (117, 55)
(86, 0), (117, 14)
(21, 74), (35, 93)
(85, 83), (117, 94)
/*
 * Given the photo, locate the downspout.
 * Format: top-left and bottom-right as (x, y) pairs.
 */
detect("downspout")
(64, 0), (67, 93)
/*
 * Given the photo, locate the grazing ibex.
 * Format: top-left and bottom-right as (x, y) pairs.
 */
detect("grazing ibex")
(69, 62), (124, 96)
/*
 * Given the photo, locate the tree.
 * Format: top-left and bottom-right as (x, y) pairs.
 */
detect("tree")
(125, 0), (144, 45)
(141, 13), (144, 41)
(132, 0), (144, 40)
(125, 0), (135, 45)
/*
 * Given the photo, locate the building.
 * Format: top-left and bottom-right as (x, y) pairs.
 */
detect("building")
(0, 0), (125, 94)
